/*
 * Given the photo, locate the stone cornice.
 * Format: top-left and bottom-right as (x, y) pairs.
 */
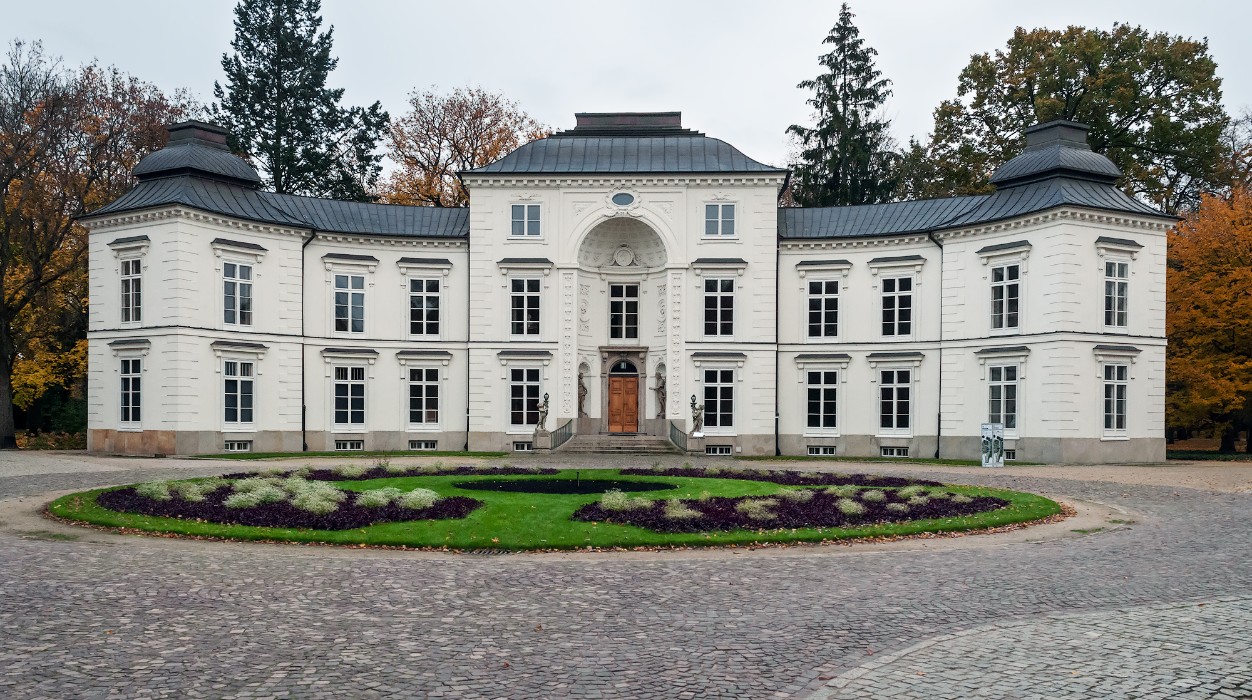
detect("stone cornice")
(933, 208), (1172, 243)
(779, 234), (931, 252)
(463, 174), (787, 189)
(313, 232), (468, 250)
(83, 206), (310, 238)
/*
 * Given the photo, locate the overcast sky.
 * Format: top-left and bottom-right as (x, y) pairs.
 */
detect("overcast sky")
(6, 0), (1248, 168)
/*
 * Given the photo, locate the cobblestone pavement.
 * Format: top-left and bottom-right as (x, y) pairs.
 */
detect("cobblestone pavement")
(1, 453), (1250, 699)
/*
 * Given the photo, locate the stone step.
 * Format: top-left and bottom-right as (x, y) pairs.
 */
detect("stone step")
(557, 435), (683, 454)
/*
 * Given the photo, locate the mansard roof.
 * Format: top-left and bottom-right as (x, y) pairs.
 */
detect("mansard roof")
(780, 120), (1168, 241)
(465, 112), (785, 175)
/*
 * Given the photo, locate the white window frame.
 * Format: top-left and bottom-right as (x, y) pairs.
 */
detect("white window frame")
(698, 366), (738, 435)
(1093, 346), (1139, 441)
(510, 203), (542, 237)
(977, 245), (1029, 335)
(868, 256), (924, 341)
(332, 272), (367, 335)
(118, 356), (144, 428)
(119, 257), (143, 324)
(406, 365), (442, 430)
(880, 275), (915, 339)
(510, 277), (542, 337)
(608, 282), (640, 341)
(702, 277), (736, 338)
(805, 368), (841, 436)
(795, 261), (851, 343)
(806, 278), (840, 339)
(222, 260), (254, 327)
(1103, 258), (1130, 331)
(397, 258), (452, 340)
(868, 355), (923, 439)
(331, 364), (368, 431)
(989, 262), (1022, 333)
(976, 347), (1028, 441)
(704, 202), (736, 237)
(508, 365), (543, 431)
(986, 363), (1020, 439)
(876, 368), (913, 437)
(222, 358), (256, 430)
(1101, 363), (1129, 438)
(795, 354), (850, 438)
(324, 258), (376, 337)
(407, 277), (442, 338)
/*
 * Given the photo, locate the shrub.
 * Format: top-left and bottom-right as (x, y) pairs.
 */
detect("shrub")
(907, 496), (930, 507)
(333, 464), (370, 478)
(398, 488), (441, 510)
(663, 498), (700, 520)
(374, 456), (392, 471)
(134, 481), (172, 501)
(926, 488), (951, 499)
(824, 485), (859, 498)
(836, 498), (865, 516)
(778, 489), (815, 503)
(951, 494), (973, 504)
(897, 485), (927, 499)
(355, 488), (405, 508)
(736, 498), (778, 521)
(859, 489), (886, 503)
(600, 489), (650, 511)
(284, 477), (347, 514)
(703, 467), (722, 477)
(885, 502), (910, 514)
(170, 478), (226, 503)
(224, 477), (288, 508)
(696, 490), (713, 502)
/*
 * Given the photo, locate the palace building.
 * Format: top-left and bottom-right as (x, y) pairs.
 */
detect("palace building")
(82, 112), (1171, 461)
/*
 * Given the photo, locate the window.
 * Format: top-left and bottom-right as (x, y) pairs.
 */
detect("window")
(703, 279), (734, 336)
(511, 204), (541, 236)
(408, 367), (440, 425)
(223, 440), (252, 453)
(881, 276), (913, 336)
(879, 369), (911, 433)
(335, 440), (364, 451)
(808, 445), (837, 456)
(334, 274), (365, 333)
(120, 358), (142, 423)
(704, 203), (735, 236)
(409, 440), (437, 451)
(705, 445), (733, 456)
(991, 263), (1020, 330)
(333, 366), (366, 426)
(609, 284), (639, 340)
(511, 278), (541, 336)
(120, 258), (142, 323)
(1103, 363), (1128, 434)
(1004, 449), (1017, 461)
(409, 278), (440, 336)
(510, 367), (541, 426)
(223, 360), (254, 424)
(880, 446), (909, 458)
(1104, 261), (1129, 328)
(223, 262), (253, 326)
(703, 368), (734, 429)
(806, 370), (838, 431)
(807, 280), (839, 338)
(987, 365), (1018, 432)
(513, 441), (534, 452)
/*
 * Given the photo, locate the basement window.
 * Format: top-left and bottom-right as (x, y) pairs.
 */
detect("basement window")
(409, 440), (437, 451)
(1004, 449), (1017, 461)
(513, 441), (534, 452)
(223, 440), (252, 453)
(807, 445), (837, 456)
(880, 446), (909, 458)
(705, 445), (733, 456)
(335, 440), (364, 451)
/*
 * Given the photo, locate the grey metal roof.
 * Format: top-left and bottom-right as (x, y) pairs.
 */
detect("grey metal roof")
(264, 192), (469, 238)
(691, 257), (749, 266)
(497, 257), (553, 265)
(691, 352), (748, 359)
(321, 347), (380, 356)
(397, 257), (453, 266)
(497, 350), (553, 358)
(1095, 236), (1144, 249)
(109, 235), (150, 246)
(108, 338), (150, 347)
(990, 120), (1122, 188)
(975, 240), (1031, 255)
(975, 346), (1031, 355)
(868, 254), (925, 264)
(323, 252), (378, 262)
(212, 237), (267, 251)
(466, 137), (785, 175)
(867, 351), (925, 360)
(210, 340), (269, 350)
(396, 349), (453, 358)
(779, 196), (986, 239)
(132, 121), (262, 187)
(89, 176), (308, 226)
(794, 353), (852, 361)
(1093, 344), (1142, 353)
(795, 259), (852, 267)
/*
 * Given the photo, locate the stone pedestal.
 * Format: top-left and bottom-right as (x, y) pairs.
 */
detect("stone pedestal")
(687, 433), (705, 456)
(533, 430), (552, 453)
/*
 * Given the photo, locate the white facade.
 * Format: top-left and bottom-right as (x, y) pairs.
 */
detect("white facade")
(84, 115), (1171, 461)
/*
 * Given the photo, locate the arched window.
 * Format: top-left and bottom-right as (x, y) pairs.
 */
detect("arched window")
(609, 360), (637, 375)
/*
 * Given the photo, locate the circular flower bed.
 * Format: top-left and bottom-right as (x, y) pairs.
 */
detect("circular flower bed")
(453, 478), (677, 494)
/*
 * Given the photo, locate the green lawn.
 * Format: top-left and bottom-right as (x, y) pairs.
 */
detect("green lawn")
(1166, 450), (1252, 462)
(48, 469), (1061, 551)
(193, 450), (508, 461)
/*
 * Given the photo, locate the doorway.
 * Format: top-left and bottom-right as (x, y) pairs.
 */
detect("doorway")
(607, 359), (639, 433)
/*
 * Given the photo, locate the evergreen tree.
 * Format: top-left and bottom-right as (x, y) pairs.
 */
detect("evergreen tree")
(212, 0), (388, 201)
(787, 3), (898, 207)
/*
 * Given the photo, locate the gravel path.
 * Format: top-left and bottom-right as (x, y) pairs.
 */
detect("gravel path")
(1, 452), (1250, 699)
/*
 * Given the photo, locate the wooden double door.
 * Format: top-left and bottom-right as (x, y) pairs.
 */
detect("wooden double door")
(607, 375), (639, 433)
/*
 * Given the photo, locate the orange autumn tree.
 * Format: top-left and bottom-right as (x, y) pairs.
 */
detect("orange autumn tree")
(1166, 187), (1252, 451)
(382, 87), (550, 207)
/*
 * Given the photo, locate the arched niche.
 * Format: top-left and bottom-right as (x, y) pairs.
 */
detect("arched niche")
(577, 217), (668, 269)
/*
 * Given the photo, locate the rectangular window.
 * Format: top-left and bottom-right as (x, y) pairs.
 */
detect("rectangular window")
(120, 258), (142, 323)
(609, 283), (639, 340)
(120, 358), (141, 423)
(223, 360), (255, 424)
(705, 445), (733, 456)
(703, 279), (734, 336)
(511, 278), (541, 335)
(991, 263), (1020, 330)
(408, 367), (440, 425)
(513, 441), (534, 452)
(223, 440), (252, 453)
(987, 364), (1018, 431)
(807, 280), (839, 338)
(1004, 449), (1017, 461)
(1103, 364), (1128, 433)
(806, 370), (838, 431)
(223, 262), (253, 326)
(511, 204), (541, 236)
(879, 369), (911, 432)
(333, 366), (366, 426)
(1104, 261), (1129, 328)
(510, 367), (541, 426)
(704, 203), (735, 236)
(335, 440), (364, 451)
(703, 368), (735, 429)
(409, 278), (440, 336)
(409, 440), (437, 451)
(808, 445), (837, 456)
(880, 446), (909, 458)
(333, 274), (365, 333)
(881, 276), (913, 336)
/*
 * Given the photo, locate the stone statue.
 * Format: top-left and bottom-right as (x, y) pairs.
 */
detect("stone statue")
(690, 394), (704, 434)
(654, 368), (667, 419)
(536, 392), (550, 432)
(577, 371), (588, 416)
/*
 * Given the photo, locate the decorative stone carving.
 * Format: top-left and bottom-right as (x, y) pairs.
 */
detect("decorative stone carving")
(612, 244), (636, 267)
(656, 283), (667, 336)
(577, 369), (588, 416)
(536, 392), (550, 432)
(559, 270), (576, 416)
(654, 366), (667, 419)
(578, 283), (590, 334)
(690, 394), (704, 435)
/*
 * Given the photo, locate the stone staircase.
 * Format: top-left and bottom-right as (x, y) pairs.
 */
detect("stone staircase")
(558, 433), (683, 454)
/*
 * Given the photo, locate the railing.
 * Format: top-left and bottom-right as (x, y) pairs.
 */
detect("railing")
(668, 421), (687, 452)
(552, 419), (574, 450)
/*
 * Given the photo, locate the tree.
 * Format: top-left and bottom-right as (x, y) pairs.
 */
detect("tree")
(0, 41), (193, 448)
(786, 3), (898, 207)
(900, 24), (1227, 212)
(1166, 188), (1252, 452)
(382, 87), (550, 207)
(212, 0), (388, 201)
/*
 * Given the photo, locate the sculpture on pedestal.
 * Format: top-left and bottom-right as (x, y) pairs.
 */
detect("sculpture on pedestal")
(690, 394), (704, 435)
